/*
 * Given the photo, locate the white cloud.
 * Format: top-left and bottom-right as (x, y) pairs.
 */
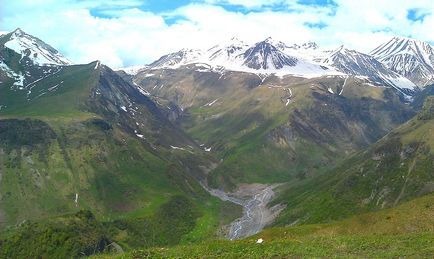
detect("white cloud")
(1, 0), (433, 67)
(204, 0), (285, 8)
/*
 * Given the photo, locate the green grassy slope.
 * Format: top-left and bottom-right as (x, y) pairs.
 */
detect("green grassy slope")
(0, 117), (187, 225)
(272, 97), (434, 226)
(0, 64), (98, 117)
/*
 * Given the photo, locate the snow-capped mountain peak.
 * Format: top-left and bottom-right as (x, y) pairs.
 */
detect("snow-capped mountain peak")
(242, 39), (298, 70)
(301, 41), (319, 50)
(333, 45), (345, 52)
(282, 41), (322, 62)
(219, 37), (247, 46)
(261, 37), (288, 51)
(370, 36), (434, 87)
(3, 28), (71, 66)
(371, 37), (434, 62)
(287, 41), (319, 51)
(263, 37), (280, 44)
(318, 45), (416, 92)
(207, 37), (248, 51)
(207, 37), (249, 63)
(148, 48), (204, 69)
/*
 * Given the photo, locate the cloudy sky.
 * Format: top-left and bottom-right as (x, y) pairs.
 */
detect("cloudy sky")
(1, 0), (433, 68)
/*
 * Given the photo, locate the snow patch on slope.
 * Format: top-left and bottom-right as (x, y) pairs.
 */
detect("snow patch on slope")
(0, 60), (25, 87)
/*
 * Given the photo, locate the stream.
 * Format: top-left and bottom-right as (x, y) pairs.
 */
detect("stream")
(201, 183), (277, 240)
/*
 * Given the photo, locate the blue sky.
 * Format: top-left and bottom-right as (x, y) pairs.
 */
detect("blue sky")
(1, 0), (433, 67)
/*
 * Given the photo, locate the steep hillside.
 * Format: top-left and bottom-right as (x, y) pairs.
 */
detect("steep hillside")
(273, 97), (434, 225)
(130, 67), (415, 190)
(0, 30), (234, 245)
(0, 62), (218, 226)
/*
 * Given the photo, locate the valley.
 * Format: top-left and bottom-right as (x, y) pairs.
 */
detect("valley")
(0, 25), (434, 258)
(130, 66), (415, 191)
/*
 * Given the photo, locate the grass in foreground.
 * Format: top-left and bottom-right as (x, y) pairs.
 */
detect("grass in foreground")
(117, 233), (433, 258)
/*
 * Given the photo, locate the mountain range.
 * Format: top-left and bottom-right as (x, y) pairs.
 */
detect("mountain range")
(0, 28), (433, 258)
(124, 35), (434, 96)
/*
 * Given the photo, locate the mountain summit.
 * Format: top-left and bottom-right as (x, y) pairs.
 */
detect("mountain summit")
(2, 28), (71, 66)
(320, 45), (416, 93)
(242, 38), (298, 70)
(370, 36), (434, 87)
(0, 28), (73, 91)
